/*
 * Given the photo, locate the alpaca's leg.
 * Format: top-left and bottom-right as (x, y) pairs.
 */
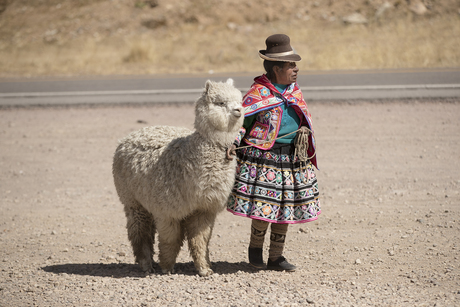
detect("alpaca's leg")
(156, 218), (184, 274)
(124, 201), (156, 273)
(183, 211), (216, 276)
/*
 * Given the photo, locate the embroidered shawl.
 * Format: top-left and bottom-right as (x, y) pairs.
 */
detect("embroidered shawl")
(237, 74), (317, 168)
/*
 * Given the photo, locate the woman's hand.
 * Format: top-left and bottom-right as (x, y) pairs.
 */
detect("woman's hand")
(226, 144), (237, 160)
(299, 126), (311, 135)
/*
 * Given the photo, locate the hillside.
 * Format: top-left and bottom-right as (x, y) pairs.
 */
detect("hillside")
(0, 0), (459, 77)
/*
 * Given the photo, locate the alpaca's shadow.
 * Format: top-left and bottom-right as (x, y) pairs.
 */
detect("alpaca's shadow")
(41, 261), (256, 278)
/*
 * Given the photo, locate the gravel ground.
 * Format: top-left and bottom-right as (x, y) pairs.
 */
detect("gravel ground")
(0, 99), (459, 306)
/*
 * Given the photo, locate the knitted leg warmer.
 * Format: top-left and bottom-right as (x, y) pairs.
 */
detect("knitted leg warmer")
(269, 223), (289, 261)
(249, 219), (269, 249)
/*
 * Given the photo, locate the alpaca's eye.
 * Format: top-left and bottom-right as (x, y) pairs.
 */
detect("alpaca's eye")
(215, 102), (225, 107)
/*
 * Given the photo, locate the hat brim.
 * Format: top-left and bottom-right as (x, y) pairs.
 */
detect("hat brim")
(259, 50), (301, 62)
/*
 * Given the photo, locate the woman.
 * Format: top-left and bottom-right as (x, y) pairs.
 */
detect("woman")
(226, 34), (320, 271)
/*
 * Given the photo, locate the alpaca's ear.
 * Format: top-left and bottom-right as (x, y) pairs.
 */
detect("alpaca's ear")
(226, 78), (234, 86)
(205, 80), (213, 94)
(204, 80), (214, 103)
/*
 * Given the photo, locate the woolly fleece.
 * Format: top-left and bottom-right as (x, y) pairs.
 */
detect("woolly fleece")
(112, 79), (243, 276)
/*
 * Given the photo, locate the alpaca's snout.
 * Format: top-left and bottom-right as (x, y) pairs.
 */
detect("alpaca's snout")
(232, 106), (243, 118)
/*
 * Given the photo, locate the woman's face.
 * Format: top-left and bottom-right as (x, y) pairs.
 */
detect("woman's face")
(274, 62), (299, 85)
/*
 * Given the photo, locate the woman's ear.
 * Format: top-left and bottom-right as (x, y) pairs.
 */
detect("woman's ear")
(273, 66), (281, 79)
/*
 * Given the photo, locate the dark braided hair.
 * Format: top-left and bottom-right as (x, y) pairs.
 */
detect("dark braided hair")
(263, 60), (285, 82)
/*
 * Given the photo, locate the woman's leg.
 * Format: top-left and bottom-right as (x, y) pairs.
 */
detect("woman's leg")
(267, 223), (296, 271)
(248, 219), (269, 268)
(268, 223), (288, 261)
(249, 219), (269, 248)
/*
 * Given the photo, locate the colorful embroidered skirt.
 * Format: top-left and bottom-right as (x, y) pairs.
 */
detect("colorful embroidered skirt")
(227, 143), (321, 224)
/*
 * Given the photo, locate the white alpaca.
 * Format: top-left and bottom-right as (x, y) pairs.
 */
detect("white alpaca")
(112, 79), (243, 276)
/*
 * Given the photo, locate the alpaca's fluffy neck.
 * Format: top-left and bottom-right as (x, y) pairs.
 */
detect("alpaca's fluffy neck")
(193, 129), (236, 148)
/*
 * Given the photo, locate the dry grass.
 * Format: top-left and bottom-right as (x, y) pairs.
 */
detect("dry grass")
(0, 15), (459, 77)
(294, 16), (460, 70)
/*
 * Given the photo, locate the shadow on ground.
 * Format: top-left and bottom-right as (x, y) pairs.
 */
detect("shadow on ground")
(41, 261), (256, 278)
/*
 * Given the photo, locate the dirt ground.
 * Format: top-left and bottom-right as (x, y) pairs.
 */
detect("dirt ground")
(0, 99), (459, 306)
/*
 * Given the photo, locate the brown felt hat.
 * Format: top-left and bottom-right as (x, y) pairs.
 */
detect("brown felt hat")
(258, 34), (301, 62)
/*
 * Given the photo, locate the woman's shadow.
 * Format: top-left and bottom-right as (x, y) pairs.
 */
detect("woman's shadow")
(42, 261), (256, 278)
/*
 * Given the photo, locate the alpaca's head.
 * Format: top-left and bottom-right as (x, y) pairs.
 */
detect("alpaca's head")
(194, 79), (244, 144)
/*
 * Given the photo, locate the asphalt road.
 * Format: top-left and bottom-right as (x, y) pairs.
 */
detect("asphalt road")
(0, 68), (459, 107)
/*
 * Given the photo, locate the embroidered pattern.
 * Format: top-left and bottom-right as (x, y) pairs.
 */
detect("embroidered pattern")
(270, 233), (286, 243)
(244, 108), (282, 149)
(238, 75), (317, 170)
(251, 226), (267, 237)
(227, 146), (321, 224)
(259, 87), (270, 97)
(249, 122), (269, 139)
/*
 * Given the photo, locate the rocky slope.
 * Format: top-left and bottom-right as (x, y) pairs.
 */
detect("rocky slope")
(1, 0), (457, 48)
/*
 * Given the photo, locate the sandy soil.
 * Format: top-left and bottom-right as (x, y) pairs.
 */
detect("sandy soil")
(0, 99), (459, 306)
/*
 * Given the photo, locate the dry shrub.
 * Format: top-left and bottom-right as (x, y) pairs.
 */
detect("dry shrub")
(123, 43), (152, 63)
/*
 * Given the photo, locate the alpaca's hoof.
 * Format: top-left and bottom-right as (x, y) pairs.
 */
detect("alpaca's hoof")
(198, 268), (214, 277)
(161, 267), (175, 275)
(138, 259), (155, 273)
(160, 263), (175, 275)
(143, 268), (155, 276)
